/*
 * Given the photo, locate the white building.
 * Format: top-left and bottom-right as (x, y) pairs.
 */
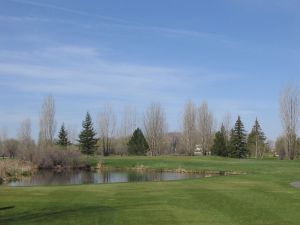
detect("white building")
(194, 144), (211, 156)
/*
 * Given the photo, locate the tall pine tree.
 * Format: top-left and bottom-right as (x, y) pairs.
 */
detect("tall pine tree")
(78, 112), (97, 155)
(211, 124), (228, 157)
(57, 123), (70, 146)
(127, 128), (149, 155)
(229, 116), (248, 158)
(248, 118), (266, 159)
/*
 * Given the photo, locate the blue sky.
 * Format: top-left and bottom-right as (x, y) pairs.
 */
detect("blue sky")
(0, 0), (300, 140)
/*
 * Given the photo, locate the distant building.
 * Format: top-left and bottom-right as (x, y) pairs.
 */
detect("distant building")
(194, 144), (211, 156)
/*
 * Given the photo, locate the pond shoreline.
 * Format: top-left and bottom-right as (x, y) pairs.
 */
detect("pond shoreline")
(102, 165), (238, 176)
(1, 158), (242, 185)
(1, 168), (237, 186)
(5, 167), (231, 187)
(0, 159), (102, 184)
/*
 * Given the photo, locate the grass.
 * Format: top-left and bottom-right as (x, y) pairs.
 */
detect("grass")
(1, 156), (300, 225)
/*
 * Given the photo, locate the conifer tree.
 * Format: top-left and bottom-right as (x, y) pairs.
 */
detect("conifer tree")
(57, 123), (70, 146)
(78, 112), (97, 155)
(211, 124), (228, 157)
(248, 118), (266, 159)
(127, 128), (149, 155)
(229, 116), (248, 158)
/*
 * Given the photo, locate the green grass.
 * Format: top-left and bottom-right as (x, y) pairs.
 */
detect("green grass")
(1, 156), (300, 225)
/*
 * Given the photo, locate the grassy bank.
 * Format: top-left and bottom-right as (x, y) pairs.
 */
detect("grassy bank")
(1, 156), (300, 225)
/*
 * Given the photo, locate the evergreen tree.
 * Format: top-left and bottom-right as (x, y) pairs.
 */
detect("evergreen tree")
(57, 123), (70, 146)
(211, 124), (228, 157)
(78, 112), (97, 155)
(229, 116), (248, 158)
(248, 118), (266, 159)
(127, 128), (149, 155)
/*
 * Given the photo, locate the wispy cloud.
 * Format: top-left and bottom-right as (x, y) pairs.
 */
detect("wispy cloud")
(0, 15), (93, 29)
(0, 14), (230, 42)
(4, 0), (241, 45)
(0, 45), (279, 138)
(9, 0), (137, 25)
(0, 46), (239, 99)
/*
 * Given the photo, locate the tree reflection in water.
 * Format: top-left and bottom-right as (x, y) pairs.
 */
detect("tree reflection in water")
(6, 169), (224, 187)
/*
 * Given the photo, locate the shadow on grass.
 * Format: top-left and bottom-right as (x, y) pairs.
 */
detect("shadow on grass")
(0, 206), (15, 211)
(0, 205), (115, 225)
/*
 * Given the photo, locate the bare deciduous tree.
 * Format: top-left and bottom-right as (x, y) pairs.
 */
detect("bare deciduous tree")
(275, 135), (286, 160)
(0, 127), (8, 158)
(99, 104), (116, 156)
(67, 124), (78, 145)
(197, 102), (214, 155)
(18, 118), (32, 151)
(38, 95), (56, 146)
(143, 103), (167, 156)
(3, 139), (19, 158)
(0, 127), (8, 141)
(280, 85), (300, 160)
(222, 112), (232, 141)
(181, 100), (197, 155)
(118, 105), (137, 155)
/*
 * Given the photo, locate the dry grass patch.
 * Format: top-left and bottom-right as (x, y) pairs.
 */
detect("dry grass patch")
(0, 159), (35, 183)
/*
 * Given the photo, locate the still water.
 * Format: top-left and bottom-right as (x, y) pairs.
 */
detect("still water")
(7, 169), (223, 186)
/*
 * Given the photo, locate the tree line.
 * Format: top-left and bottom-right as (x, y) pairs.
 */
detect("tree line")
(0, 84), (300, 160)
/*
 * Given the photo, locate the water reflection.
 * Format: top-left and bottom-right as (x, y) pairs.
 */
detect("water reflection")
(7, 169), (222, 187)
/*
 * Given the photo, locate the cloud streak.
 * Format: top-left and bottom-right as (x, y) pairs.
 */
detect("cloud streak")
(9, 0), (134, 24)
(0, 45), (280, 139)
(0, 46), (239, 99)
(4, 1), (241, 45)
(0, 15), (93, 29)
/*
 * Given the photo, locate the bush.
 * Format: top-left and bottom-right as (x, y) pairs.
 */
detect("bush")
(0, 139), (35, 159)
(31, 145), (100, 169)
(32, 146), (82, 169)
(0, 159), (35, 182)
(0, 140), (101, 170)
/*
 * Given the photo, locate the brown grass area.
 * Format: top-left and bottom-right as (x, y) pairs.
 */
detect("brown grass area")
(0, 159), (35, 182)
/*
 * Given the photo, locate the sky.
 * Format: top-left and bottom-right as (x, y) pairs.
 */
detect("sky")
(0, 0), (300, 141)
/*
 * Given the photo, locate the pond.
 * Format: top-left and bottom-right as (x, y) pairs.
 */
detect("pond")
(6, 169), (226, 186)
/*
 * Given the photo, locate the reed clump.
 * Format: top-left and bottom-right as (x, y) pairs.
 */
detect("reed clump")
(0, 159), (35, 183)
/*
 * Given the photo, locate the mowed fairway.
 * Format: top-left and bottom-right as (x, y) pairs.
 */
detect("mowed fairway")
(1, 156), (300, 225)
